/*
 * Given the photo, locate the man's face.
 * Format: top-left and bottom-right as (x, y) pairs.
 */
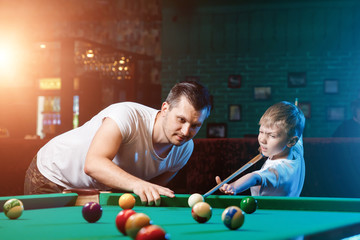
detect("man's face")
(161, 96), (208, 146)
(258, 124), (292, 160)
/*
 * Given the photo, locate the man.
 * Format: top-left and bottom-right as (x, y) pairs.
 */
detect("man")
(24, 81), (211, 205)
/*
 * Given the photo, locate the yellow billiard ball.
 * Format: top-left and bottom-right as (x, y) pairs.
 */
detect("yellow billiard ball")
(125, 212), (151, 238)
(3, 199), (24, 219)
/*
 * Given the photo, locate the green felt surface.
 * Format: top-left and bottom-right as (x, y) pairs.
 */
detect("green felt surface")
(1, 205), (360, 240)
(1, 194), (360, 239)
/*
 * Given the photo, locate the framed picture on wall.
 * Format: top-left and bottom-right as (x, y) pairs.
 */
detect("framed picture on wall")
(206, 123), (227, 138)
(324, 79), (338, 94)
(298, 102), (311, 119)
(228, 75), (241, 88)
(254, 86), (271, 100)
(228, 104), (241, 121)
(288, 72), (306, 88)
(327, 106), (345, 121)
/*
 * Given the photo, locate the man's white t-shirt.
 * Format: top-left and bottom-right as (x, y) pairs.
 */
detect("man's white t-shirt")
(250, 138), (305, 197)
(37, 102), (193, 190)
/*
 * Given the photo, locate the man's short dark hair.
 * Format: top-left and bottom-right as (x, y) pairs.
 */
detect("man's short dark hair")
(166, 81), (212, 118)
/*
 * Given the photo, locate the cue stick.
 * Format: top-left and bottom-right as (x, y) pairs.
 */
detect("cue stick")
(203, 152), (264, 198)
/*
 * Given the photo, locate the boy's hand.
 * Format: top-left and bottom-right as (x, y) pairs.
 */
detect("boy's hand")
(215, 176), (236, 195)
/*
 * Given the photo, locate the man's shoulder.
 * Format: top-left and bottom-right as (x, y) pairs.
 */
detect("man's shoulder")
(106, 102), (157, 115)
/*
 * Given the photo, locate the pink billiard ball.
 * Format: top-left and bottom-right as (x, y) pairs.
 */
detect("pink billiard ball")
(135, 225), (169, 240)
(116, 209), (136, 235)
(82, 202), (102, 223)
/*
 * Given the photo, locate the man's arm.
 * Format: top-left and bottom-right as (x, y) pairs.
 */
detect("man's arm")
(84, 117), (174, 205)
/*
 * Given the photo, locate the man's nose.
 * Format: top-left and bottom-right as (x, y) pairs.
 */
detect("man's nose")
(181, 124), (191, 136)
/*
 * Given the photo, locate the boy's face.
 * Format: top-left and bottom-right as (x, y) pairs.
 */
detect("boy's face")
(161, 96), (208, 146)
(258, 124), (293, 160)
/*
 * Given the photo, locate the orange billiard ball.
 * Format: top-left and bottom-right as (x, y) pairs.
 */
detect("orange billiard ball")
(119, 193), (136, 209)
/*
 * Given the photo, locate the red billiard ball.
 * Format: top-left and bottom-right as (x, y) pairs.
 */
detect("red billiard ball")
(191, 202), (212, 223)
(116, 209), (136, 235)
(135, 225), (169, 240)
(125, 213), (151, 239)
(82, 202), (102, 223)
(240, 196), (258, 214)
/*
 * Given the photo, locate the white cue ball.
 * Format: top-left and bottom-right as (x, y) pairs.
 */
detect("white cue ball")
(188, 193), (204, 208)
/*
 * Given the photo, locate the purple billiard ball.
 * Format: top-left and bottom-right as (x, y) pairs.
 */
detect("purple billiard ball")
(82, 202), (103, 223)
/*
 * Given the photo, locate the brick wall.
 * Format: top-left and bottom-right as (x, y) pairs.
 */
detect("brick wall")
(161, 0), (360, 138)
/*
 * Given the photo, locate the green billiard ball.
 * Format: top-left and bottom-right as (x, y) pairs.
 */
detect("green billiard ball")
(240, 196), (257, 214)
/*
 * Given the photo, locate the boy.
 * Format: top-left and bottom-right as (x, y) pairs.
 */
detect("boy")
(215, 101), (305, 196)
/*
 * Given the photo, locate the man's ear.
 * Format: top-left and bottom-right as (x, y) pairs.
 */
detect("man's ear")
(161, 102), (170, 113)
(287, 136), (299, 148)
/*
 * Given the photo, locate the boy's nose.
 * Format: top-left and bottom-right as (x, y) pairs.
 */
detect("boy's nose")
(258, 135), (266, 144)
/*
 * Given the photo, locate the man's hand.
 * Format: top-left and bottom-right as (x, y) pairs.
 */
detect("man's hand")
(132, 180), (175, 206)
(215, 176), (236, 195)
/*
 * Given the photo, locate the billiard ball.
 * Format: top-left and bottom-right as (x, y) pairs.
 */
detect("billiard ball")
(125, 212), (151, 239)
(191, 202), (212, 223)
(116, 209), (136, 235)
(135, 225), (169, 240)
(221, 206), (245, 230)
(3, 198), (24, 219)
(240, 196), (258, 214)
(188, 193), (204, 208)
(119, 193), (136, 209)
(82, 202), (103, 223)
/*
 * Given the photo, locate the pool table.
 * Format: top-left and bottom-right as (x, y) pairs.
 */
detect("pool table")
(1, 193), (360, 239)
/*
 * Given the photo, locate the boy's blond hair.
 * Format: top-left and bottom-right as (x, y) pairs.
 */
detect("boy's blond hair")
(259, 101), (305, 138)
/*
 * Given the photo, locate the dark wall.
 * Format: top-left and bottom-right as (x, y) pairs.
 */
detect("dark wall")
(161, 0), (360, 138)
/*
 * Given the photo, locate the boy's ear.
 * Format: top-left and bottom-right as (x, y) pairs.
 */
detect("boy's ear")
(287, 136), (299, 148)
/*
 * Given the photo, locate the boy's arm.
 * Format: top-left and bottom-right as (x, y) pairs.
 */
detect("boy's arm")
(232, 172), (262, 194)
(215, 172), (262, 195)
